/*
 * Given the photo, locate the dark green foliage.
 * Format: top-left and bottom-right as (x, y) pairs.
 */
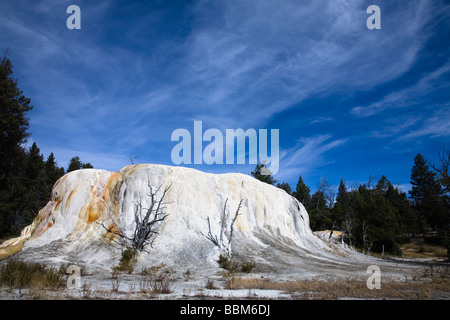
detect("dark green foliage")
(67, 156), (93, 172)
(304, 169), (442, 256)
(0, 53), (65, 238)
(114, 247), (137, 274)
(292, 175), (311, 208)
(251, 163), (277, 185)
(308, 207), (333, 231)
(276, 182), (292, 194)
(333, 179), (348, 227)
(336, 176), (413, 255)
(0, 52), (33, 237)
(217, 254), (257, 273)
(217, 254), (239, 273)
(240, 261), (257, 273)
(409, 154), (447, 233)
(0, 51), (33, 182)
(45, 153), (65, 188)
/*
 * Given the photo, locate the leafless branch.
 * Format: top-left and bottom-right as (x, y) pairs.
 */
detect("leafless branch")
(228, 199), (243, 249)
(101, 180), (171, 253)
(201, 198), (244, 257)
(200, 216), (219, 246)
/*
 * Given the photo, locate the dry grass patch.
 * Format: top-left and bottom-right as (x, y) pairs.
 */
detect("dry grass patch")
(400, 242), (448, 259)
(0, 259), (66, 291)
(225, 273), (450, 300)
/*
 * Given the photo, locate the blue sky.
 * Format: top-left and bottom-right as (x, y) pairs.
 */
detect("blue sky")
(1, 0), (449, 193)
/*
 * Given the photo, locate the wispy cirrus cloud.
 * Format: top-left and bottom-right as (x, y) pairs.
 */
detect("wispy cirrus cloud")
(396, 105), (450, 141)
(278, 134), (347, 180)
(352, 63), (450, 117)
(169, 0), (435, 128)
(1, 0), (449, 191)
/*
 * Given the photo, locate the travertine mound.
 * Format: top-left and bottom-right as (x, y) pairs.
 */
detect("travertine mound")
(0, 164), (345, 271)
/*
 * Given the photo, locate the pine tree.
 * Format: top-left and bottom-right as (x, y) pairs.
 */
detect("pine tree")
(0, 51), (32, 181)
(276, 182), (292, 194)
(67, 156), (93, 172)
(22, 143), (46, 225)
(292, 175), (311, 208)
(0, 51), (33, 237)
(336, 179), (348, 207)
(250, 163), (277, 185)
(333, 179), (348, 228)
(409, 154), (446, 232)
(44, 152), (65, 197)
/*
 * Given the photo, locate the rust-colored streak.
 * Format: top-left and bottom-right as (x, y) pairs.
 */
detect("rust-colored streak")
(31, 205), (54, 239)
(236, 215), (243, 231)
(55, 199), (62, 211)
(66, 187), (77, 210)
(86, 203), (100, 224)
(102, 222), (119, 242)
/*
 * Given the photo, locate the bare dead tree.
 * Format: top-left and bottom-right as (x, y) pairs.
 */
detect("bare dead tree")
(430, 149), (450, 201)
(201, 198), (244, 257)
(100, 181), (171, 253)
(133, 181), (171, 252)
(344, 214), (355, 248)
(228, 200), (243, 249)
(129, 156), (137, 165)
(361, 220), (372, 254)
(203, 216), (219, 247)
(219, 198), (230, 247)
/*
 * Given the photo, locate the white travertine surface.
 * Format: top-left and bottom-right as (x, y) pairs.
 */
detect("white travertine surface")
(0, 164), (347, 270)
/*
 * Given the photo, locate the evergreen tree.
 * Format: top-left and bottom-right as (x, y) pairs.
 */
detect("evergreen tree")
(333, 179), (349, 228)
(429, 149), (450, 239)
(309, 188), (331, 230)
(292, 176), (311, 208)
(0, 53), (65, 237)
(25, 142), (44, 180)
(310, 189), (327, 211)
(0, 51), (33, 237)
(44, 153), (65, 198)
(251, 162), (277, 185)
(276, 182), (292, 194)
(342, 176), (411, 255)
(67, 156), (82, 172)
(22, 142), (46, 225)
(45, 153), (65, 184)
(82, 162), (93, 169)
(409, 154), (446, 232)
(67, 156), (93, 172)
(0, 51), (33, 182)
(335, 179), (348, 207)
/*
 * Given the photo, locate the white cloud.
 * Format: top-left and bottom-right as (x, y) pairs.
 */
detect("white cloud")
(311, 117), (334, 124)
(1, 0), (446, 181)
(352, 63), (450, 117)
(171, 0), (435, 128)
(397, 106), (450, 141)
(278, 134), (347, 180)
(46, 147), (130, 172)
